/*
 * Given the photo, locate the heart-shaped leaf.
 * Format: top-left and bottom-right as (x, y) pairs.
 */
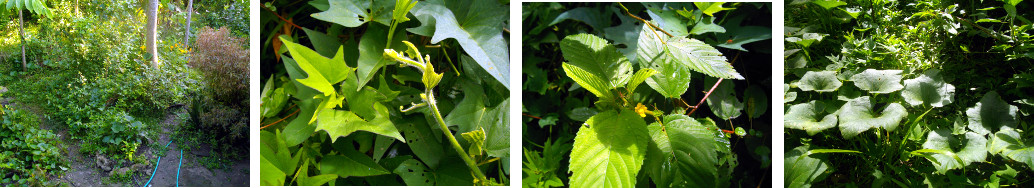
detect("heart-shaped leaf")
(837, 97), (907, 139)
(850, 69), (904, 94)
(988, 128), (1034, 169)
(901, 69), (955, 107)
(966, 91), (1018, 135)
(922, 129), (988, 173)
(785, 100), (838, 136)
(785, 146), (830, 188)
(797, 71), (842, 92)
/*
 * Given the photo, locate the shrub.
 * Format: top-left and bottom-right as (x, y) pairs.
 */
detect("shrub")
(190, 26), (248, 106)
(0, 106), (64, 186)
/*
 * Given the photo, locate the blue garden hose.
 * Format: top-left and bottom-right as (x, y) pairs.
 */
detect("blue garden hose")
(144, 141), (174, 187)
(176, 149), (183, 187)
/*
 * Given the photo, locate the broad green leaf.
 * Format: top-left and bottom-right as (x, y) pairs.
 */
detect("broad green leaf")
(409, 0), (509, 89)
(301, 28), (344, 58)
(988, 128), (1034, 169)
(434, 158), (477, 185)
(966, 91), (1018, 135)
(561, 33), (634, 98)
(643, 3), (690, 37)
(785, 100), (838, 136)
(569, 110), (649, 188)
(693, 2), (734, 16)
(355, 24), (406, 91)
(626, 68), (658, 93)
(785, 84), (798, 102)
(637, 24), (693, 98)
(260, 156), (286, 186)
(567, 107), (598, 122)
(3, 0), (50, 18)
(922, 129), (988, 173)
(295, 160), (338, 186)
(280, 36), (352, 95)
(796, 71), (842, 92)
(689, 17), (726, 35)
(744, 85), (768, 119)
(311, 0), (394, 27)
(444, 81), (509, 158)
(850, 69), (904, 94)
(314, 104), (405, 143)
(901, 69), (955, 107)
(282, 99), (318, 147)
(785, 33), (827, 48)
(393, 159), (435, 185)
(604, 12), (643, 63)
(785, 146), (829, 188)
(646, 115), (721, 188)
(706, 77), (743, 120)
(812, 0), (847, 9)
(320, 148), (390, 178)
(837, 97), (907, 139)
(547, 7), (611, 32)
(396, 118), (444, 169)
(667, 37), (744, 80)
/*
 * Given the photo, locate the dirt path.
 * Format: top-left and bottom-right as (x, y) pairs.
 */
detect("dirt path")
(20, 102), (249, 187)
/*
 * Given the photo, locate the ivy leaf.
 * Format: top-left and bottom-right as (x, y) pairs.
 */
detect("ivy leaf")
(784, 100), (838, 136)
(785, 146), (830, 188)
(850, 69), (904, 94)
(645, 115), (722, 188)
(705, 77), (743, 120)
(569, 110), (649, 188)
(311, 0), (394, 27)
(320, 148), (390, 178)
(988, 128), (1034, 169)
(642, 3), (690, 37)
(901, 69), (955, 107)
(409, 0), (509, 89)
(281, 98), (318, 147)
(560, 33), (633, 98)
(280, 36), (352, 95)
(604, 12), (643, 63)
(314, 103), (405, 143)
(966, 91), (1018, 135)
(393, 159), (436, 185)
(837, 97), (908, 139)
(637, 24), (693, 98)
(355, 24), (406, 91)
(922, 129), (988, 174)
(797, 71), (842, 92)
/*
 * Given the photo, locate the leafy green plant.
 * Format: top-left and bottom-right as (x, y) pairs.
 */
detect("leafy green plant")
(0, 105), (64, 187)
(785, 0), (1034, 186)
(259, 0), (509, 185)
(522, 2), (772, 187)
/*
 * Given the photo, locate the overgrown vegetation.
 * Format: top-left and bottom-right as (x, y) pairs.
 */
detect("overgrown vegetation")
(260, 0), (509, 186)
(522, 2), (772, 187)
(784, 0), (1034, 186)
(0, 0), (248, 186)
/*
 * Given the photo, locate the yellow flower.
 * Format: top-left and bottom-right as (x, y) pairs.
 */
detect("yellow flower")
(635, 103), (648, 117)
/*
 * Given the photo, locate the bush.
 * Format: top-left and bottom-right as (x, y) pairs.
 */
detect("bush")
(190, 26), (248, 106)
(0, 106), (64, 186)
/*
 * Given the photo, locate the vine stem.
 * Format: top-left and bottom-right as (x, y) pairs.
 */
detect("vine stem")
(617, 2), (673, 38)
(685, 52), (740, 116)
(426, 91), (489, 183)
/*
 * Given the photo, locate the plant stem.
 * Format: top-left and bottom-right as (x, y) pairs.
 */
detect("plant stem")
(687, 78), (723, 116)
(426, 91), (488, 183)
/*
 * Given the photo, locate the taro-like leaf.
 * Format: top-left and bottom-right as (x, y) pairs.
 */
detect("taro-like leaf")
(837, 97), (907, 139)
(705, 77), (743, 120)
(850, 69), (904, 94)
(901, 69), (955, 107)
(988, 128), (1034, 169)
(569, 110), (649, 188)
(637, 24), (692, 98)
(311, 0), (394, 27)
(314, 103), (405, 143)
(784, 84), (798, 102)
(645, 115), (722, 188)
(785, 146), (830, 188)
(560, 33), (633, 98)
(784, 100), (838, 135)
(797, 71), (842, 92)
(922, 129), (988, 173)
(408, 0), (509, 89)
(966, 91), (1018, 135)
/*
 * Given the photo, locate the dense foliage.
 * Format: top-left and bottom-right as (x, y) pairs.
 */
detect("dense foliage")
(522, 2), (772, 187)
(785, 0), (1034, 186)
(0, 105), (63, 186)
(259, 0), (510, 186)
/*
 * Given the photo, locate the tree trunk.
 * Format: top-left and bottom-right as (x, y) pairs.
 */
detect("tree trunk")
(146, 0), (159, 67)
(184, 0), (192, 47)
(19, 10), (25, 72)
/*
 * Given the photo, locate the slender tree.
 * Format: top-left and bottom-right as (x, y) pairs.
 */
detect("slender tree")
(2, 0), (51, 72)
(145, 0), (159, 67)
(184, 0), (192, 47)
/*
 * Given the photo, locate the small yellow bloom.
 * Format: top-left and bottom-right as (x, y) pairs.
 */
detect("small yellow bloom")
(635, 103), (648, 117)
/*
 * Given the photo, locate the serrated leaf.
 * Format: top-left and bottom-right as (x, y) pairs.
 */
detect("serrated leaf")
(988, 128), (1034, 169)
(785, 100), (838, 136)
(569, 110), (649, 188)
(393, 159), (435, 185)
(922, 129), (988, 173)
(637, 24), (693, 98)
(966, 91), (1018, 135)
(850, 69), (904, 94)
(705, 77), (743, 120)
(797, 71), (842, 92)
(645, 115), (721, 188)
(320, 148), (390, 178)
(314, 104), (404, 143)
(311, 0), (394, 27)
(785, 146), (830, 188)
(626, 68), (658, 93)
(837, 97), (908, 139)
(667, 37), (744, 80)
(408, 0), (509, 89)
(561, 33), (634, 98)
(901, 69), (955, 107)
